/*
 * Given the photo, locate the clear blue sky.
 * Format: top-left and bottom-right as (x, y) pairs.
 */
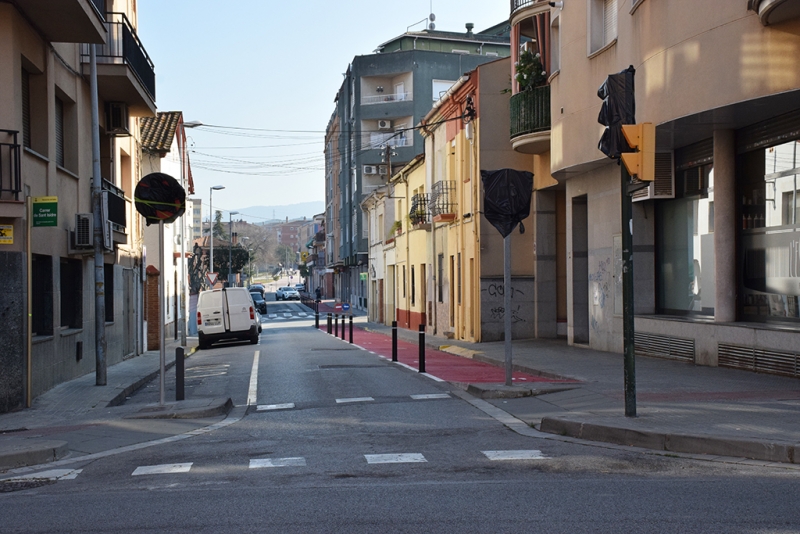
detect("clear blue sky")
(138, 1), (510, 220)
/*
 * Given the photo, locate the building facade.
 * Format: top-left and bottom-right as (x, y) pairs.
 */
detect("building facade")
(0, 0), (156, 412)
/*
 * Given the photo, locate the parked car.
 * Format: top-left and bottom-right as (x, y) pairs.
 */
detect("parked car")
(197, 287), (261, 349)
(276, 286), (300, 300)
(249, 284), (266, 297)
(294, 284), (306, 293)
(250, 291), (268, 314)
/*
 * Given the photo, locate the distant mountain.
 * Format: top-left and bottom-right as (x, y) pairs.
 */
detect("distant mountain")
(235, 201), (325, 224)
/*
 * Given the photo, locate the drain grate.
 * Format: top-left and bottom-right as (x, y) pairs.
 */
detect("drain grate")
(719, 343), (799, 378)
(635, 332), (695, 363)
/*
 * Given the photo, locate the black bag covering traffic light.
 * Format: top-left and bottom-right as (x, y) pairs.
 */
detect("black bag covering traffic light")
(598, 65), (636, 159)
(480, 168), (533, 238)
(134, 172), (186, 226)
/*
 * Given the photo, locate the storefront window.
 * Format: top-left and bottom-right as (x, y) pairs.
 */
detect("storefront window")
(739, 139), (800, 322)
(656, 163), (715, 315)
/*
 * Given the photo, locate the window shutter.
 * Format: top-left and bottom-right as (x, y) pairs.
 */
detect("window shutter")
(55, 97), (65, 167)
(604, 0), (618, 45)
(22, 69), (31, 148)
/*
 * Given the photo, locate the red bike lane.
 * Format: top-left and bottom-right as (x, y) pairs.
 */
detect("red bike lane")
(331, 324), (572, 385)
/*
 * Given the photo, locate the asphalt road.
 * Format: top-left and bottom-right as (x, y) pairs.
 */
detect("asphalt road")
(2, 312), (799, 533)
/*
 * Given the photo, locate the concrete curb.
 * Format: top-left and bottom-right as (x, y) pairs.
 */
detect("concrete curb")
(125, 397), (233, 420)
(107, 346), (198, 408)
(540, 416), (799, 465)
(0, 439), (68, 471)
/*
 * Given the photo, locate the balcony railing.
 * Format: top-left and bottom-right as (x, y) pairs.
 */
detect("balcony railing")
(510, 85), (551, 139)
(362, 92), (413, 105)
(102, 178), (127, 232)
(0, 130), (21, 202)
(81, 12), (155, 101)
(430, 180), (456, 220)
(409, 193), (431, 227)
(511, 0), (548, 15)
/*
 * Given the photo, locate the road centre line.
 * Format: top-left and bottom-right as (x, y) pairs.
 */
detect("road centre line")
(365, 453), (427, 464)
(250, 458), (306, 468)
(132, 463), (193, 476)
(247, 350), (260, 407)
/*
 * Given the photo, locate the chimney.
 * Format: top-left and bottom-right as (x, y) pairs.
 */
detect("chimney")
(465, 23), (474, 37)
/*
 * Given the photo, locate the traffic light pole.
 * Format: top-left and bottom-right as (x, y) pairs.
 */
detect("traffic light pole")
(621, 165), (636, 417)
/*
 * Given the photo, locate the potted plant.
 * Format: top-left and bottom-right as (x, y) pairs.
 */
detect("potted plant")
(388, 220), (402, 239)
(515, 49), (547, 91)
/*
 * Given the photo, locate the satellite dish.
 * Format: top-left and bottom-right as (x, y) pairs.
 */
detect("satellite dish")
(429, 22), (436, 30)
(429, 13), (436, 21)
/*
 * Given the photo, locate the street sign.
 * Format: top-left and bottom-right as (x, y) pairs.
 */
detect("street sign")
(32, 196), (58, 227)
(342, 302), (350, 312)
(0, 224), (13, 245)
(206, 272), (219, 287)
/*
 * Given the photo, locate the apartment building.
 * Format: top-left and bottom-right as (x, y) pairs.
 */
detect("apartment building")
(326, 23), (511, 312)
(0, 0), (156, 412)
(510, 0), (800, 377)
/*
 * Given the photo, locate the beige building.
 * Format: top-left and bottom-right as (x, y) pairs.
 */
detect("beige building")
(0, 0), (156, 412)
(511, 0), (800, 377)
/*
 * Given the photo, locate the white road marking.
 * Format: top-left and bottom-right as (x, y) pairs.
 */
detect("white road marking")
(4, 469), (82, 481)
(283, 313), (292, 318)
(268, 314), (277, 319)
(365, 453), (427, 464)
(336, 397), (374, 403)
(298, 313), (307, 317)
(257, 403), (295, 411)
(247, 350), (260, 406)
(249, 457), (306, 469)
(410, 393), (451, 400)
(482, 450), (548, 461)
(132, 463), (193, 476)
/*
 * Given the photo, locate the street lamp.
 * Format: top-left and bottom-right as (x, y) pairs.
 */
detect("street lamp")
(209, 185), (225, 283)
(229, 211), (239, 286)
(240, 236), (251, 284)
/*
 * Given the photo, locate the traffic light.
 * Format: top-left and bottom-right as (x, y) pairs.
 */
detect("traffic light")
(597, 66), (635, 159)
(620, 123), (655, 181)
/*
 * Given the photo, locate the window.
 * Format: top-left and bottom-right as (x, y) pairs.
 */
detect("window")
(402, 265), (407, 298)
(589, 0), (618, 55)
(55, 97), (65, 167)
(437, 254), (444, 303)
(656, 162), (715, 316)
(104, 263), (114, 323)
(22, 69), (31, 148)
(411, 265), (415, 305)
(32, 255), (53, 336)
(21, 62), (47, 155)
(551, 13), (561, 73)
(432, 80), (457, 102)
(60, 258), (83, 329)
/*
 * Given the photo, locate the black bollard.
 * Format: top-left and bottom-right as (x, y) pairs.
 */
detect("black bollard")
(334, 314), (339, 337)
(327, 313), (332, 334)
(392, 321), (398, 362)
(341, 315), (347, 340)
(315, 309), (319, 329)
(418, 324), (426, 373)
(175, 347), (185, 401)
(349, 315), (353, 344)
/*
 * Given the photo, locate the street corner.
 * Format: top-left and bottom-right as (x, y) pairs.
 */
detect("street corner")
(465, 383), (534, 399)
(125, 397), (233, 420)
(0, 437), (69, 472)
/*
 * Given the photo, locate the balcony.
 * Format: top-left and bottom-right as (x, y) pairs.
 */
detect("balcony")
(0, 130), (22, 205)
(102, 178), (128, 244)
(430, 181), (457, 223)
(14, 0), (107, 44)
(409, 193), (431, 231)
(510, 85), (551, 154)
(748, 0), (800, 25)
(362, 92), (413, 105)
(81, 12), (156, 116)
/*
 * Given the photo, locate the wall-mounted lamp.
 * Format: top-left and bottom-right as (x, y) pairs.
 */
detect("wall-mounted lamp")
(376, 86), (384, 93)
(549, 1), (563, 7)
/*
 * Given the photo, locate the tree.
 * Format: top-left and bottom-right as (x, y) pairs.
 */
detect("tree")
(213, 210), (227, 240)
(273, 244), (295, 270)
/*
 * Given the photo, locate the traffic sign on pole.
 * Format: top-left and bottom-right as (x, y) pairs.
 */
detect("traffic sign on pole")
(206, 272), (219, 287)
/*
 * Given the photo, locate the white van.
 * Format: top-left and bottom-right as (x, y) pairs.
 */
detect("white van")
(196, 287), (261, 349)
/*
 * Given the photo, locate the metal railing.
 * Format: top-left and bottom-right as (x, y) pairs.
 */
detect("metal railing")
(361, 92), (413, 105)
(430, 180), (456, 217)
(0, 130), (21, 202)
(511, 0), (547, 14)
(409, 193), (431, 226)
(102, 178), (127, 231)
(510, 85), (551, 138)
(81, 12), (156, 101)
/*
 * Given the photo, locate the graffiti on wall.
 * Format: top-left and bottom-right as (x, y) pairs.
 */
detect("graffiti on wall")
(480, 277), (535, 342)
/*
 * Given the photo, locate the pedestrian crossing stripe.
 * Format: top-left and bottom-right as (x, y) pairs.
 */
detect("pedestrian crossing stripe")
(482, 450), (547, 461)
(335, 397), (374, 403)
(410, 393), (451, 400)
(132, 463), (193, 476)
(365, 453), (427, 464)
(4, 469), (82, 481)
(250, 458), (306, 468)
(257, 403), (295, 411)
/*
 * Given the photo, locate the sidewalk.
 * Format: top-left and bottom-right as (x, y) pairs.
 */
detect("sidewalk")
(360, 319), (800, 466)
(0, 339), (232, 473)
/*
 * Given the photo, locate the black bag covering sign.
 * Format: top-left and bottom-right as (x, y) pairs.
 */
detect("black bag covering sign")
(480, 169), (533, 238)
(134, 173), (186, 225)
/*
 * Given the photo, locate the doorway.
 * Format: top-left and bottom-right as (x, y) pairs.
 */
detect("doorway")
(572, 195), (590, 344)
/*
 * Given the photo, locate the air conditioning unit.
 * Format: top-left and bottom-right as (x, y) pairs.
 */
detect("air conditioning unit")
(632, 152), (676, 202)
(363, 165), (378, 175)
(74, 214), (93, 247)
(106, 102), (130, 136)
(378, 120), (392, 130)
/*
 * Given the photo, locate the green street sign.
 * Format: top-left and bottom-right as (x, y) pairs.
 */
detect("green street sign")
(32, 196), (58, 227)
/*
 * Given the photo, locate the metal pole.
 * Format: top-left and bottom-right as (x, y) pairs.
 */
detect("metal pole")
(621, 165), (637, 417)
(349, 314), (353, 343)
(180, 207), (186, 346)
(229, 215), (233, 286)
(418, 324), (425, 373)
(504, 234), (512, 387)
(327, 313), (332, 334)
(209, 189), (214, 282)
(392, 320), (398, 362)
(175, 346), (184, 401)
(159, 221), (165, 406)
(90, 44), (106, 386)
